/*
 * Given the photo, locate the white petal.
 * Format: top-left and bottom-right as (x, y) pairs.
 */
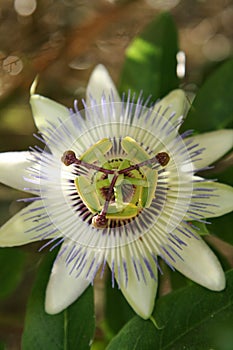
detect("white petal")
(45, 243), (91, 314)
(154, 89), (190, 126)
(0, 202), (56, 247)
(186, 129), (233, 170)
(170, 226), (225, 291)
(30, 94), (70, 133)
(107, 246), (158, 319)
(0, 151), (38, 194)
(189, 181), (233, 219)
(86, 64), (120, 106)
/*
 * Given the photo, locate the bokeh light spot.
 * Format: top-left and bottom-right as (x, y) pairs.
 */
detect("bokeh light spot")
(2, 56), (23, 76)
(14, 0), (37, 17)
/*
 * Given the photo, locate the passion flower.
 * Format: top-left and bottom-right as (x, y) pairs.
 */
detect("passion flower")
(0, 65), (233, 319)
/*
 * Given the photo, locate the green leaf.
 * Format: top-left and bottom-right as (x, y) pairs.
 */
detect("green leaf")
(198, 162), (233, 245)
(0, 247), (25, 299)
(107, 316), (157, 350)
(169, 269), (191, 290)
(198, 168), (233, 246)
(191, 221), (210, 235)
(213, 160), (233, 187)
(22, 249), (95, 350)
(210, 212), (233, 246)
(119, 12), (179, 101)
(184, 59), (233, 132)
(107, 270), (233, 350)
(105, 273), (135, 334)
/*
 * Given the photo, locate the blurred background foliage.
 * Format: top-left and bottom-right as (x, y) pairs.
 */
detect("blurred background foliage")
(0, 0), (233, 349)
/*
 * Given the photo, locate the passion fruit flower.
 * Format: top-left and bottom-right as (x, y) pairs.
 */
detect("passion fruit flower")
(0, 65), (233, 319)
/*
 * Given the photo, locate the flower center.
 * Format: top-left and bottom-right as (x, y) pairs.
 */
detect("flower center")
(61, 137), (169, 229)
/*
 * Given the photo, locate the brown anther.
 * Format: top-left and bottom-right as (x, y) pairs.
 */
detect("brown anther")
(156, 152), (170, 166)
(92, 214), (108, 229)
(61, 150), (79, 166)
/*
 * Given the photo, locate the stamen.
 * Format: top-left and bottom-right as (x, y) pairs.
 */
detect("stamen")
(92, 214), (108, 228)
(61, 150), (115, 174)
(61, 150), (77, 166)
(156, 152), (170, 166)
(119, 152), (170, 174)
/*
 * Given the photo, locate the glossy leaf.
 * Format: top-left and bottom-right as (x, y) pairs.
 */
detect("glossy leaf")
(210, 212), (233, 246)
(107, 269), (233, 350)
(191, 221), (209, 236)
(184, 59), (233, 132)
(22, 249), (95, 350)
(0, 247), (25, 299)
(105, 274), (135, 334)
(169, 269), (191, 291)
(119, 12), (179, 101)
(202, 167), (233, 245)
